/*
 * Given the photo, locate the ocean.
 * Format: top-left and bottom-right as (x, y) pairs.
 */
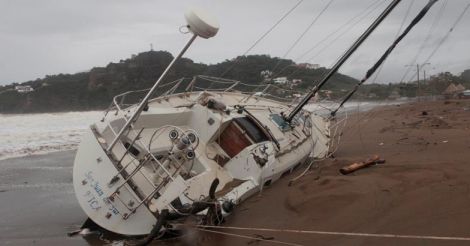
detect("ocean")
(0, 101), (399, 161)
(0, 111), (102, 160)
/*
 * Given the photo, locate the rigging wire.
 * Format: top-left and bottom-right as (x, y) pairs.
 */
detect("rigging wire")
(371, 0), (416, 83)
(335, 0), (417, 137)
(303, 1), (387, 65)
(270, 0), (335, 74)
(295, 0), (381, 62)
(330, 0), (440, 116)
(399, 0), (448, 83)
(419, 2), (470, 67)
(283, 0), (387, 87)
(272, 0), (384, 79)
(285, 0), (402, 122)
(218, 0), (304, 78)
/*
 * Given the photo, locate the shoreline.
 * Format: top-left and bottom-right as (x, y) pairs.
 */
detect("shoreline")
(0, 147), (78, 162)
(0, 100), (404, 162)
(0, 150), (87, 246)
(1, 99), (470, 245)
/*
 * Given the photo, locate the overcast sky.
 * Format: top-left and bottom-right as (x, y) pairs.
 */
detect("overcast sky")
(0, 0), (469, 85)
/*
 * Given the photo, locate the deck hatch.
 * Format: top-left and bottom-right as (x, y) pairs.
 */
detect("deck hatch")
(217, 117), (269, 158)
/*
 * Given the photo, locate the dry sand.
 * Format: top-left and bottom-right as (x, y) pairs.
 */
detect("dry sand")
(1, 99), (470, 246)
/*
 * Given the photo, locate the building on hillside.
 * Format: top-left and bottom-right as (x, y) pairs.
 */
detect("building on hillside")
(273, 77), (289, 84)
(289, 79), (302, 89)
(15, 85), (34, 93)
(368, 92), (378, 99)
(260, 70), (273, 83)
(297, 63), (320, 69)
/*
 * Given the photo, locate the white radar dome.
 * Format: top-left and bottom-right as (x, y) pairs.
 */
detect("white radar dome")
(184, 8), (219, 39)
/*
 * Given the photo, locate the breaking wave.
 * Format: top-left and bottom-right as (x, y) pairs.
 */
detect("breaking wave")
(0, 101), (401, 161)
(0, 111), (102, 161)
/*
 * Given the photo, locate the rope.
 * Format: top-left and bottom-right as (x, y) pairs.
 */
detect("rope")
(197, 228), (303, 246)
(195, 225), (470, 242)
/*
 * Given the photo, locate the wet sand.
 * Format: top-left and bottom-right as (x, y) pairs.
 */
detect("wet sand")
(209, 99), (470, 246)
(1, 99), (470, 245)
(0, 151), (86, 246)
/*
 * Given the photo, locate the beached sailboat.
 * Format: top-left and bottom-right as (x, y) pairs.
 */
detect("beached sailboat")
(73, 8), (332, 238)
(72, 0), (439, 243)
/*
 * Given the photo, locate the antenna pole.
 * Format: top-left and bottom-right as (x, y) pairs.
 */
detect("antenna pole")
(285, 0), (401, 122)
(107, 34), (197, 152)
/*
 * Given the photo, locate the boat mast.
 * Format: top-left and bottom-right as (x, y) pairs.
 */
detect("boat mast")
(107, 8), (219, 152)
(284, 0), (402, 122)
(330, 0), (439, 116)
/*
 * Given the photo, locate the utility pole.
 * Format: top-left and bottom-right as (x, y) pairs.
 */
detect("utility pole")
(405, 63), (430, 101)
(417, 64), (420, 100)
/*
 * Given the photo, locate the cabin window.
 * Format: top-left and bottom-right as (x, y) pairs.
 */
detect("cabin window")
(217, 117), (269, 159)
(233, 117), (269, 143)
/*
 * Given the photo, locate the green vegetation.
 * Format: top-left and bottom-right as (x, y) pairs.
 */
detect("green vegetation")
(0, 51), (358, 113)
(0, 50), (468, 114)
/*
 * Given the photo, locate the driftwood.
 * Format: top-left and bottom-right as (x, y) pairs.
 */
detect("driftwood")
(339, 155), (385, 175)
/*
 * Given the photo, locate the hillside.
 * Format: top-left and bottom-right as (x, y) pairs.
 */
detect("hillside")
(0, 51), (359, 113)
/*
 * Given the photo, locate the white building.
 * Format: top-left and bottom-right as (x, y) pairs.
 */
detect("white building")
(15, 85), (34, 93)
(273, 77), (289, 84)
(297, 63), (320, 69)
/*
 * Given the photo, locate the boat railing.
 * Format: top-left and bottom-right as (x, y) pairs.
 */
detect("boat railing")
(105, 124), (187, 219)
(100, 76), (304, 218)
(102, 75), (303, 119)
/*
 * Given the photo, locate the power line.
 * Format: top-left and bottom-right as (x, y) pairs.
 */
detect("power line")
(219, 0), (304, 77)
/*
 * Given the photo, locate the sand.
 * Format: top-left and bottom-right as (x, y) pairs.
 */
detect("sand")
(201, 99), (470, 246)
(1, 99), (470, 246)
(0, 151), (87, 246)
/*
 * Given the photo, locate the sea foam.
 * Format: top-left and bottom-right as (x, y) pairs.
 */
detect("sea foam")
(0, 111), (102, 160)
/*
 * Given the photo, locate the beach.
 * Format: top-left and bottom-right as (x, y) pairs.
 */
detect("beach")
(1, 99), (470, 245)
(0, 151), (86, 246)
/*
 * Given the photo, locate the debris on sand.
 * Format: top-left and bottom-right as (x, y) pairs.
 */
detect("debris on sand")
(339, 155), (385, 175)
